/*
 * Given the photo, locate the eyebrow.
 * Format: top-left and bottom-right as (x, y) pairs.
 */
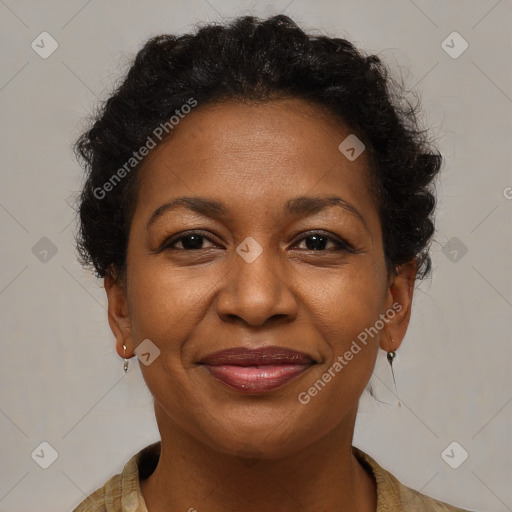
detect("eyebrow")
(146, 195), (369, 233)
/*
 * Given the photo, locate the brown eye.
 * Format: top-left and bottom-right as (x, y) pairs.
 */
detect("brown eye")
(161, 231), (217, 251)
(294, 232), (353, 252)
(159, 231), (354, 253)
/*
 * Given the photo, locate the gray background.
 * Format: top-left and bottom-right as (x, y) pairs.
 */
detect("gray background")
(0, 1), (511, 511)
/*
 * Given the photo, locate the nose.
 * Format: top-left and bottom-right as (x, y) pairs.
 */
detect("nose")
(215, 242), (298, 327)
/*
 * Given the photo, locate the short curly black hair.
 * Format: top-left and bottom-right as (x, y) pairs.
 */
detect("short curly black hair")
(74, 14), (442, 281)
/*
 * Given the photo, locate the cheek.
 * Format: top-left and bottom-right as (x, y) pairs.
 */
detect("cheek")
(125, 261), (209, 414)
(127, 259), (215, 338)
(302, 261), (386, 345)
(294, 266), (382, 406)
(296, 262), (383, 394)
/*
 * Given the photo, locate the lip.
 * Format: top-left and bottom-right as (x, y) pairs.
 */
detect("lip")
(200, 346), (316, 366)
(198, 346), (316, 393)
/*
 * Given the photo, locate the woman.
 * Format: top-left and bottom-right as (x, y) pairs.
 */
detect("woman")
(72, 14), (476, 512)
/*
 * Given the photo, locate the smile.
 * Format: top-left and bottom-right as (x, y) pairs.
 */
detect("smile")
(202, 363), (315, 393)
(198, 346), (317, 393)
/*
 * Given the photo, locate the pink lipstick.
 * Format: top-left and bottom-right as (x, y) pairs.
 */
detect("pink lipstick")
(199, 346), (316, 393)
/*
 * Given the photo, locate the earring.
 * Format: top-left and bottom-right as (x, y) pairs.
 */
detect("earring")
(123, 344), (129, 373)
(386, 340), (401, 408)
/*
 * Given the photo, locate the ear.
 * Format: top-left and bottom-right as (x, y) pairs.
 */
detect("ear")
(104, 270), (134, 359)
(379, 260), (418, 353)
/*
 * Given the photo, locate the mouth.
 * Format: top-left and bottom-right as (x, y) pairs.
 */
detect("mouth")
(197, 346), (317, 393)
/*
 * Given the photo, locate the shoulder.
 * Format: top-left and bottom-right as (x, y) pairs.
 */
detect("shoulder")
(352, 446), (477, 512)
(72, 442), (160, 511)
(72, 472), (122, 511)
(396, 480), (475, 511)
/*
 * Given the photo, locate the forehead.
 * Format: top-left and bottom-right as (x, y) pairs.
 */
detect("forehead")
(134, 98), (378, 227)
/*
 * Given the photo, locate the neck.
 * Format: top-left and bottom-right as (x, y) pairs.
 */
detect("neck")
(140, 402), (377, 512)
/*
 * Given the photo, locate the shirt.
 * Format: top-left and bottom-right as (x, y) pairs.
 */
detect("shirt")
(72, 441), (475, 511)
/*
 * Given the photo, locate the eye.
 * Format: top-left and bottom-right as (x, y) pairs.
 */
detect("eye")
(294, 232), (353, 252)
(159, 230), (354, 253)
(160, 231), (217, 251)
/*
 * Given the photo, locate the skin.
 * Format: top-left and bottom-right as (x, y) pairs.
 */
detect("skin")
(105, 97), (417, 512)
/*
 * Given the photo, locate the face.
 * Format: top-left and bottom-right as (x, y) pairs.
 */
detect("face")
(106, 97), (416, 459)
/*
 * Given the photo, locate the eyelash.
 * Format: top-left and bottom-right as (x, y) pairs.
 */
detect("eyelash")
(158, 230), (355, 253)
